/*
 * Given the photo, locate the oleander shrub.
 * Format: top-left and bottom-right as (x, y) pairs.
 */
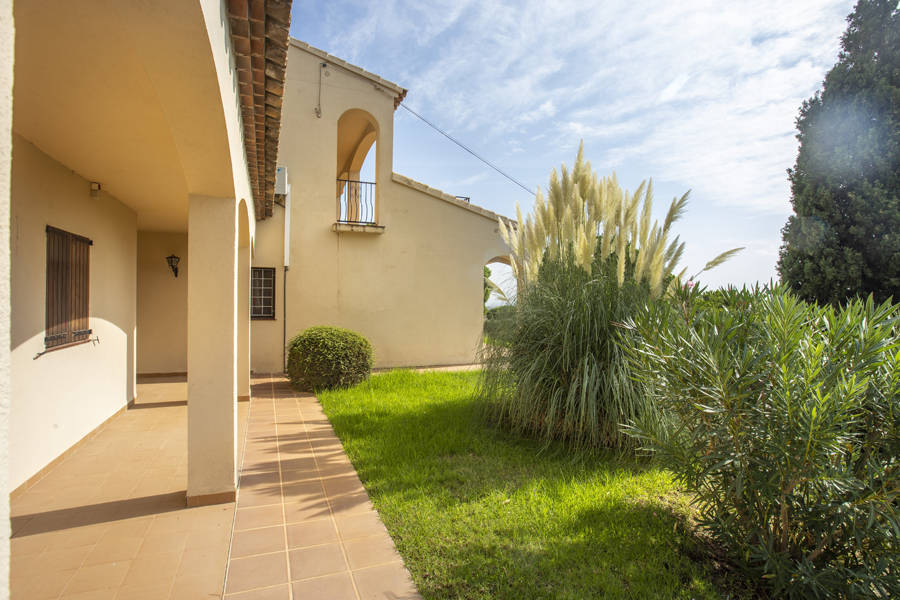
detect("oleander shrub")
(287, 326), (374, 392)
(622, 285), (900, 598)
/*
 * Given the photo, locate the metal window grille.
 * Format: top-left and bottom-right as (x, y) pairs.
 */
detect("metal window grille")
(336, 179), (376, 225)
(45, 225), (92, 349)
(251, 267), (276, 319)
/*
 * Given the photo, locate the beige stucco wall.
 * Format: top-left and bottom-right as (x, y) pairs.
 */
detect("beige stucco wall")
(251, 204), (286, 374)
(9, 136), (137, 490)
(1, 0), (14, 592)
(137, 232), (188, 374)
(276, 43), (508, 368)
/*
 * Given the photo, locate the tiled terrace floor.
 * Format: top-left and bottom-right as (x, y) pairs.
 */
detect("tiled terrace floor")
(10, 375), (420, 600)
(11, 375), (248, 599)
(225, 377), (419, 599)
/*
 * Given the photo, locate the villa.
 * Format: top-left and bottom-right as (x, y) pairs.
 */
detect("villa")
(0, 0), (508, 597)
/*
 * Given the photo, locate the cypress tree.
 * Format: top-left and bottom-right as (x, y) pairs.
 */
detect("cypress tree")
(777, 0), (899, 304)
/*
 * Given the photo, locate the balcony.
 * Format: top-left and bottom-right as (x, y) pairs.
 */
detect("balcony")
(334, 179), (384, 234)
(336, 179), (376, 225)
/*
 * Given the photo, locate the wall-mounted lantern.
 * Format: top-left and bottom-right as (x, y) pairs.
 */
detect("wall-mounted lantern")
(166, 255), (180, 278)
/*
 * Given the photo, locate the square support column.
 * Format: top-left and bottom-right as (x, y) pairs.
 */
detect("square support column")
(187, 195), (238, 506)
(237, 244), (250, 400)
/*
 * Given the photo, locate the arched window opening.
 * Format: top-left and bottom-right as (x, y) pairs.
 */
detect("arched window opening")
(483, 256), (516, 346)
(336, 109), (378, 225)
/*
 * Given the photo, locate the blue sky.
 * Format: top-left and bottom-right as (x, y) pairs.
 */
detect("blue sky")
(291, 0), (855, 297)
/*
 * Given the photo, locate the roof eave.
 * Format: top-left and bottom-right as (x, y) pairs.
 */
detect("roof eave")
(289, 38), (408, 110)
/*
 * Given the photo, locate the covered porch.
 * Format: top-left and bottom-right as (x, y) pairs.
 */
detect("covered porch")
(8, 0), (291, 506)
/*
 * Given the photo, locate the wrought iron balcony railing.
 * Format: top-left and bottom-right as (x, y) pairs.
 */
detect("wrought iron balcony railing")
(336, 179), (376, 225)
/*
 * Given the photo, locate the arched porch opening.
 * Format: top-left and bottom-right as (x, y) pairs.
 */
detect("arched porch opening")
(483, 255), (516, 346)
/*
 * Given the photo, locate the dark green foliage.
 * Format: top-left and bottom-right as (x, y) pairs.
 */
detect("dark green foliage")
(622, 284), (900, 598)
(485, 304), (516, 320)
(287, 326), (373, 391)
(479, 249), (653, 451)
(778, 0), (900, 304)
(483, 265), (492, 309)
(482, 304), (516, 346)
(695, 285), (760, 312)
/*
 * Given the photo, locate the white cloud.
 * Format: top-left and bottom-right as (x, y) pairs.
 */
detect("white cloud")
(657, 74), (692, 105)
(402, 0), (847, 213)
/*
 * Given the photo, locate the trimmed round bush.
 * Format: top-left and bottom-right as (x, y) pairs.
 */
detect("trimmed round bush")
(287, 326), (374, 391)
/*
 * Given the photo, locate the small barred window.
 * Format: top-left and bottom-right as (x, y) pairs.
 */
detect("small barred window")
(251, 267), (276, 319)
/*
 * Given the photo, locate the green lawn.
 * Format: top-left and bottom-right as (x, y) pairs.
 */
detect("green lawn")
(319, 370), (738, 600)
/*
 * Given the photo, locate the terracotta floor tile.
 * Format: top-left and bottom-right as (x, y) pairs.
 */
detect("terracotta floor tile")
(169, 578), (227, 600)
(343, 533), (403, 570)
(323, 474), (366, 498)
(145, 512), (196, 535)
(102, 518), (153, 539)
(224, 583), (291, 599)
(10, 530), (48, 556)
(286, 520), (339, 549)
(241, 460), (281, 474)
(280, 457), (317, 472)
(184, 524), (232, 551)
(291, 572), (357, 600)
(119, 551), (181, 589)
(114, 583), (174, 599)
(238, 486), (283, 508)
(178, 546), (230, 576)
(63, 560), (132, 594)
(137, 530), (188, 557)
(60, 588), (118, 599)
(288, 543), (348, 581)
(282, 480), (326, 502)
(235, 505), (284, 530)
(279, 469), (318, 483)
(185, 504), (234, 529)
(276, 427), (308, 438)
(240, 471), (280, 487)
(225, 552), (289, 594)
(352, 562), (421, 600)
(283, 499), (331, 524)
(12, 566), (77, 599)
(328, 492), (374, 517)
(82, 535), (144, 565)
(231, 526), (286, 558)
(335, 512), (389, 541)
(36, 544), (94, 571)
(317, 462), (357, 479)
(21, 522), (111, 549)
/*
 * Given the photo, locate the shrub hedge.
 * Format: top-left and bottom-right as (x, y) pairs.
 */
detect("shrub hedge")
(287, 326), (373, 392)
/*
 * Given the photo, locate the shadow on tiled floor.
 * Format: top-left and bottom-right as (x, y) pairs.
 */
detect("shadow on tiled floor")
(224, 377), (421, 600)
(10, 376), (247, 599)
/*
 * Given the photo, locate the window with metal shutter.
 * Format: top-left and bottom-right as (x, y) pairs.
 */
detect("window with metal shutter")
(45, 226), (92, 349)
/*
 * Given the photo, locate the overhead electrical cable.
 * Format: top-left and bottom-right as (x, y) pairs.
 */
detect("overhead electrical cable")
(398, 102), (536, 197)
